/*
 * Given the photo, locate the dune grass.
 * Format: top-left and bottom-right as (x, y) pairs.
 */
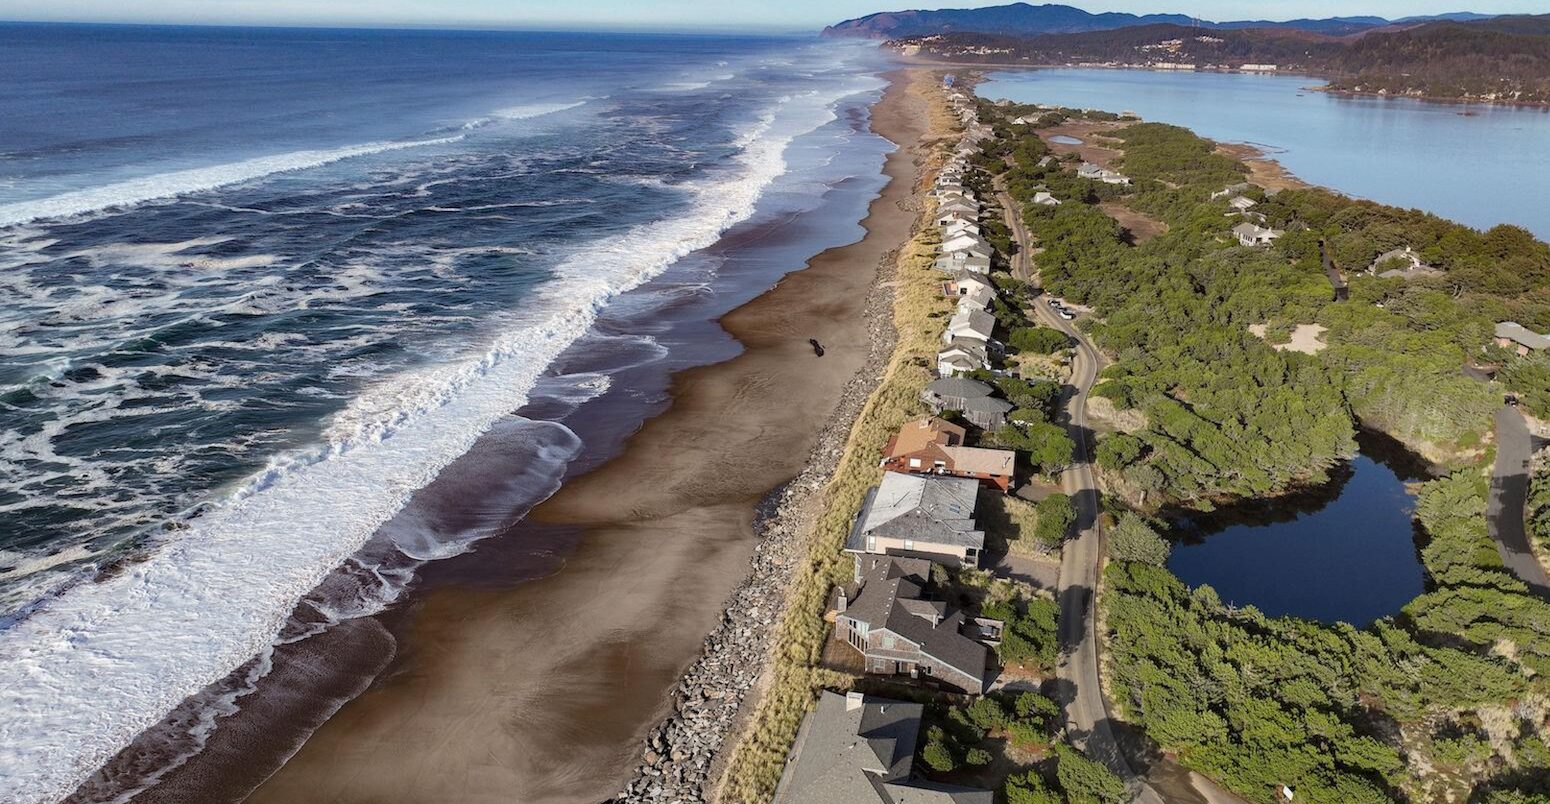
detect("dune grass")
(716, 76), (957, 804)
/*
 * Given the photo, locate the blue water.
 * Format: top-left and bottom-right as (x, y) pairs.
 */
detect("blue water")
(0, 24), (892, 801)
(980, 68), (1550, 238)
(1167, 445), (1427, 626)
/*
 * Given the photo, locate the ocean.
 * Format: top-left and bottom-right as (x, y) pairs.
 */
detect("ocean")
(0, 23), (891, 802)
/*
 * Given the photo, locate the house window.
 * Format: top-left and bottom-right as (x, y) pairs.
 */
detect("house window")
(904, 540), (914, 551)
(908, 458), (921, 468)
(867, 536), (876, 552)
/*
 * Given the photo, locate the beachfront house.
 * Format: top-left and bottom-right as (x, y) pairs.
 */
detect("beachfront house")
(1233, 222), (1282, 247)
(830, 560), (999, 695)
(1496, 322), (1550, 356)
(881, 417), (1015, 491)
(936, 340), (990, 377)
(846, 472), (986, 568)
(773, 690), (993, 803)
(942, 219), (980, 238)
(943, 273), (995, 299)
(943, 306), (995, 346)
(956, 284), (996, 312)
(1032, 191), (1060, 206)
(937, 199), (978, 218)
(934, 254), (991, 275)
(935, 208), (975, 228)
(1227, 195), (1257, 212)
(941, 233), (992, 261)
(921, 377), (1012, 430)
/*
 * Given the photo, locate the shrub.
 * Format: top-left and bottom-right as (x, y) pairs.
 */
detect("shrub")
(1034, 493), (1075, 546)
(1107, 512), (1171, 566)
(1054, 743), (1128, 804)
(1010, 326), (1070, 353)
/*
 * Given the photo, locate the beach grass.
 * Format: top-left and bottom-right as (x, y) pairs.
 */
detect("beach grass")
(716, 74), (957, 803)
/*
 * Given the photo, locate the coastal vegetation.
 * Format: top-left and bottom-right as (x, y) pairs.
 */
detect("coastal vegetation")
(914, 689), (1126, 803)
(719, 78), (970, 802)
(968, 94), (1550, 802)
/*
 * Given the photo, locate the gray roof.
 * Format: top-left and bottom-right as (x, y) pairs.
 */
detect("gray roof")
(924, 377), (993, 399)
(956, 395), (1013, 415)
(1497, 321), (1550, 350)
(946, 307), (996, 339)
(850, 473), (983, 551)
(775, 692), (993, 804)
(775, 691), (921, 803)
(839, 558), (990, 689)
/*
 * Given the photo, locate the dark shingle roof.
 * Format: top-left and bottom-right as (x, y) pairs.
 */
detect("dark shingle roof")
(775, 692), (993, 804)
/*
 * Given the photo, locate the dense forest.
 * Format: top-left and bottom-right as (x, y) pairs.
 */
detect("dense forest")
(972, 99), (1550, 801)
(901, 15), (1550, 103)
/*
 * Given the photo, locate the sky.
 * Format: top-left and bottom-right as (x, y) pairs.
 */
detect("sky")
(1, 0), (1545, 32)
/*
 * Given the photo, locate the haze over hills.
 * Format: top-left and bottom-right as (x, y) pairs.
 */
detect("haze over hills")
(822, 3), (1493, 38)
(878, 11), (1550, 104)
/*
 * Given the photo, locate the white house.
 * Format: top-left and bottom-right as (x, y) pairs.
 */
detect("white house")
(942, 233), (993, 260)
(1227, 196), (1256, 212)
(1233, 222), (1282, 247)
(937, 339), (990, 376)
(1078, 162), (1131, 185)
(934, 254), (992, 274)
(957, 284), (997, 311)
(937, 199), (978, 217)
(943, 306), (996, 345)
(1032, 191), (1060, 206)
(1210, 182), (1250, 200)
(942, 220), (980, 238)
(944, 273), (995, 299)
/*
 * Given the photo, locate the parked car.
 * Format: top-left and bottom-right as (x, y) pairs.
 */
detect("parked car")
(1046, 297), (1062, 307)
(1057, 308), (1075, 320)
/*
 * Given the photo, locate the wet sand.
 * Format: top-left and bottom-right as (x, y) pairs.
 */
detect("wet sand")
(235, 70), (928, 804)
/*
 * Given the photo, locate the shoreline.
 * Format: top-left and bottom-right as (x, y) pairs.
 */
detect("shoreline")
(224, 69), (926, 804)
(898, 55), (1550, 109)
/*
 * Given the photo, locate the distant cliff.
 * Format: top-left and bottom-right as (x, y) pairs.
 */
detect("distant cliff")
(884, 13), (1550, 105)
(823, 2), (1493, 39)
(822, 4), (1197, 39)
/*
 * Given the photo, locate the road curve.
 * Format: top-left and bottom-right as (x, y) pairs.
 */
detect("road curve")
(993, 180), (1153, 799)
(1489, 405), (1550, 596)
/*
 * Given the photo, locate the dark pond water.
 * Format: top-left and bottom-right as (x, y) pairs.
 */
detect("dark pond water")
(1165, 432), (1429, 626)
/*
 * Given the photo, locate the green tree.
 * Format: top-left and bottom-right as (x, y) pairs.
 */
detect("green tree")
(1095, 433), (1144, 471)
(1010, 326), (1070, 353)
(1034, 493), (1076, 547)
(1107, 512), (1171, 566)
(998, 422), (1075, 473)
(1054, 743), (1128, 804)
(1005, 770), (1063, 804)
(922, 728), (956, 772)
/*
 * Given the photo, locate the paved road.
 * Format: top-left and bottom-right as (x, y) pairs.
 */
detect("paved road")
(993, 181), (1243, 804)
(1488, 406), (1550, 596)
(993, 180), (1151, 798)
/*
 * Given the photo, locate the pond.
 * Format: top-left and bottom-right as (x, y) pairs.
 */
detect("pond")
(1164, 432), (1429, 626)
(1048, 134), (1083, 145)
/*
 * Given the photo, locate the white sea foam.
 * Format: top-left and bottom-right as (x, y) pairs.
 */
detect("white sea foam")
(0, 71), (876, 803)
(0, 135), (464, 228)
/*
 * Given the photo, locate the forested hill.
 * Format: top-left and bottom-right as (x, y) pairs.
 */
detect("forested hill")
(892, 14), (1550, 104)
(822, 3), (1490, 39)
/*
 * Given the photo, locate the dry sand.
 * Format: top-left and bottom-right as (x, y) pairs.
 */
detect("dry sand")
(241, 71), (928, 804)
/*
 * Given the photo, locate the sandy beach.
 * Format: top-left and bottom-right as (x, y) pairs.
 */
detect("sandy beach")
(213, 69), (930, 804)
